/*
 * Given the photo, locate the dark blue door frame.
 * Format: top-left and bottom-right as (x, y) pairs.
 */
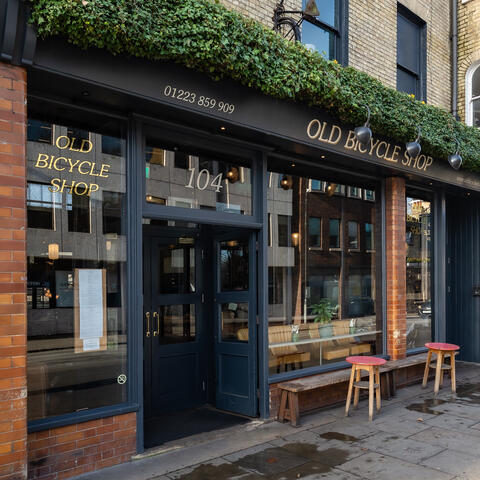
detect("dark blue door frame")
(132, 116), (269, 453)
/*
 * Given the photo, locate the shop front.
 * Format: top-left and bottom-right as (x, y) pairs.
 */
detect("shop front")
(3, 6), (480, 477)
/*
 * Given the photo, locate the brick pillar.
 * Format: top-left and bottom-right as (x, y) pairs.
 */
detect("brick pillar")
(385, 177), (406, 360)
(0, 63), (28, 479)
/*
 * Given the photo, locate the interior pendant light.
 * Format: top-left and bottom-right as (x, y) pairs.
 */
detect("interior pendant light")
(226, 166), (239, 183)
(280, 175), (293, 190)
(326, 182), (337, 197)
(448, 139), (463, 170)
(354, 105), (372, 146)
(406, 126), (422, 158)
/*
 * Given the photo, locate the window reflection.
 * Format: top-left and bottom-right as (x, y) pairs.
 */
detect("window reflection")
(27, 118), (127, 421)
(267, 172), (382, 375)
(145, 142), (252, 215)
(406, 196), (432, 349)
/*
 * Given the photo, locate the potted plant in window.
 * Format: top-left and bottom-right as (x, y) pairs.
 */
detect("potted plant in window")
(310, 299), (336, 338)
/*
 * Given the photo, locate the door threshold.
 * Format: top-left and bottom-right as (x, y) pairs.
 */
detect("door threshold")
(140, 411), (265, 460)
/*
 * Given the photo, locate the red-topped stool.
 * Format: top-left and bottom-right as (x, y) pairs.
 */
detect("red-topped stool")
(345, 356), (387, 421)
(422, 342), (460, 395)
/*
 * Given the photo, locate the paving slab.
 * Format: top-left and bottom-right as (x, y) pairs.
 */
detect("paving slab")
(337, 451), (454, 480)
(420, 449), (480, 479)
(355, 430), (445, 463)
(409, 426), (480, 456)
(268, 461), (365, 480)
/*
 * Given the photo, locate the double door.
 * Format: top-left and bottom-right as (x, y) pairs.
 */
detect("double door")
(143, 227), (257, 419)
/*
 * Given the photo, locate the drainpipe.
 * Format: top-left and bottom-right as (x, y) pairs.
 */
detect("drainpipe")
(452, 0), (458, 119)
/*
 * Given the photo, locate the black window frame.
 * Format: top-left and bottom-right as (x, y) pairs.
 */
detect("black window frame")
(301, 0), (349, 64)
(396, 4), (427, 101)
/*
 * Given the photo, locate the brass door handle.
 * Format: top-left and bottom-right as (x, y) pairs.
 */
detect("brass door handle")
(145, 312), (151, 338)
(153, 311), (160, 336)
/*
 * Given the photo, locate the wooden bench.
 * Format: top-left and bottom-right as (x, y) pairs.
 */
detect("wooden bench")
(277, 352), (429, 426)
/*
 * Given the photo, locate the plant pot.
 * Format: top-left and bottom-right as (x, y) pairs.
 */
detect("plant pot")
(292, 332), (299, 342)
(318, 323), (333, 339)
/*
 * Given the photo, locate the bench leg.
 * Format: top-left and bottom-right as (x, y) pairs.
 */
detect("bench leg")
(375, 367), (381, 412)
(451, 351), (456, 392)
(353, 367), (361, 409)
(288, 391), (299, 427)
(422, 349), (432, 388)
(380, 371), (390, 400)
(277, 389), (287, 422)
(345, 366), (355, 417)
(390, 371), (396, 397)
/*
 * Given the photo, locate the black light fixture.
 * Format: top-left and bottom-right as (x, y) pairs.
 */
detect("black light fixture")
(304, 0), (320, 16)
(448, 139), (463, 170)
(326, 182), (337, 197)
(280, 175), (293, 190)
(354, 105), (372, 145)
(226, 166), (239, 183)
(406, 126), (422, 158)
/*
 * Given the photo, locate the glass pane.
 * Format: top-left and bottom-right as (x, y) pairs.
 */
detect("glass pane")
(145, 142), (252, 215)
(397, 68), (418, 97)
(278, 215), (290, 247)
(157, 304), (195, 344)
(406, 197), (432, 349)
(365, 223), (374, 251)
(473, 98), (480, 128)
(221, 302), (249, 342)
(302, 22), (335, 59)
(27, 117), (127, 421)
(348, 221), (359, 249)
(267, 171), (382, 376)
(304, 0), (337, 27)
(309, 217), (321, 247)
(158, 239), (195, 294)
(27, 119), (52, 144)
(220, 240), (249, 291)
(329, 219), (340, 248)
(473, 67), (480, 98)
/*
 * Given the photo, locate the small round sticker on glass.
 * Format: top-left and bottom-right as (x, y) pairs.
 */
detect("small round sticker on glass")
(117, 374), (127, 385)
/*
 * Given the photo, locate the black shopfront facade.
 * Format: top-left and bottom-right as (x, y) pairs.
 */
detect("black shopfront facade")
(18, 34), (480, 455)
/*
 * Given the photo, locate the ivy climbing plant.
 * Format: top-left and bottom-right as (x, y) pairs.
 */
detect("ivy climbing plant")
(30, 0), (480, 172)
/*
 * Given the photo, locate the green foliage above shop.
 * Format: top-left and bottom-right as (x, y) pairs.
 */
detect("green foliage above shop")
(30, 0), (480, 172)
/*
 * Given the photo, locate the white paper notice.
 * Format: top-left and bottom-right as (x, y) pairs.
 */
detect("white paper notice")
(78, 269), (104, 344)
(83, 337), (100, 351)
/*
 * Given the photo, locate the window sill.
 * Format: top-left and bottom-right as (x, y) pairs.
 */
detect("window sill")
(28, 402), (140, 433)
(268, 354), (389, 384)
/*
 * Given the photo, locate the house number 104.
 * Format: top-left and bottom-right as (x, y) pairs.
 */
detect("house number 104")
(185, 168), (224, 192)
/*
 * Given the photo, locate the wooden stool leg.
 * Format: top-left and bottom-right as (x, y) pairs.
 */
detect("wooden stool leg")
(353, 366), (361, 409)
(345, 365), (355, 417)
(375, 367), (381, 412)
(422, 349), (432, 388)
(288, 391), (299, 427)
(368, 366), (374, 421)
(434, 351), (443, 395)
(440, 365), (444, 388)
(451, 351), (456, 392)
(277, 389), (288, 422)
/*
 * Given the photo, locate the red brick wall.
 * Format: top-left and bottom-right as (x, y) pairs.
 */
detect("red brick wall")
(27, 413), (137, 480)
(385, 177), (407, 360)
(0, 63), (28, 480)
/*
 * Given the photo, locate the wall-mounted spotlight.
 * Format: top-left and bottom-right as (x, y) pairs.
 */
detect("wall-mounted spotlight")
(406, 126), (422, 158)
(354, 105), (372, 145)
(226, 166), (239, 183)
(448, 139), (463, 170)
(280, 175), (293, 190)
(326, 182), (337, 197)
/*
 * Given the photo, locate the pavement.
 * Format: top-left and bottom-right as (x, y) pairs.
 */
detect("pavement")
(78, 361), (480, 480)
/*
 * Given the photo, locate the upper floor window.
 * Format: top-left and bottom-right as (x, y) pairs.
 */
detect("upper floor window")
(301, 0), (345, 62)
(397, 5), (426, 101)
(465, 61), (480, 127)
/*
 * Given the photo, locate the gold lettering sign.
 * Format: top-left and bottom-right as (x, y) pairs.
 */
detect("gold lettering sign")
(34, 137), (111, 196)
(307, 119), (434, 173)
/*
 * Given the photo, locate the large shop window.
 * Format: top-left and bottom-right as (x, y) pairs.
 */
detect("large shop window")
(301, 0), (344, 62)
(26, 116), (127, 422)
(406, 196), (432, 349)
(145, 142), (252, 215)
(267, 172), (382, 376)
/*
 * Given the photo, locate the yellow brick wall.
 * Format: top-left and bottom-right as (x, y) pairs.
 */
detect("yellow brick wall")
(222, 0), (451, 110)
(458, 0), (480, 123)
